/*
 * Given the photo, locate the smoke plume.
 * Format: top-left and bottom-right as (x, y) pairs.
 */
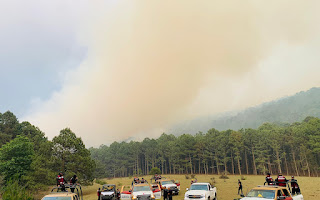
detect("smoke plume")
(26, 0), (320, 146)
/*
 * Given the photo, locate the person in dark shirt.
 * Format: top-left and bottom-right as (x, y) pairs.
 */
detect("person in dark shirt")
(265, 173), (274, 185)
(116, 188), (120, 200)
(97, 188), (101, 200)
(70, 175), (77, 193)
(163, 186), (168, 200)
(238, 179), (243, 195)
(167, 187), (173, 200)
(290, 176), (300, 195)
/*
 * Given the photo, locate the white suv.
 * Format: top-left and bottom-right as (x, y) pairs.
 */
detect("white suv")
(184, 183), (217, 200)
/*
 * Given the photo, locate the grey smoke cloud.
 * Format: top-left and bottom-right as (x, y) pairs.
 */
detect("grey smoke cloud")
(25, 0), (320, 146)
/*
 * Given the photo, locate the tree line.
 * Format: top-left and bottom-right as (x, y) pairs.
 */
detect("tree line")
(90, 116), (320, 178)
(0, 111), (95, 195)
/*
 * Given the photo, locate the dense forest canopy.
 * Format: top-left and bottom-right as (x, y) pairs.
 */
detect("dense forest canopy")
(90, 116), (320, 178)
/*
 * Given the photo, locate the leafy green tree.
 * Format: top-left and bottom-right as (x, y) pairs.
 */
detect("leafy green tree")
(0, 135), (34, 183)
(0, 111), (20, 147)
(149, 167), (161, 175)
(52, 128), (95, 184)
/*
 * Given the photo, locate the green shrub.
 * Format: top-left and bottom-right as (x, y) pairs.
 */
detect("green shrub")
(219, 174), (229, 179)
(191, 174), (196, 179)
(149, 167), (161, 175)
(95, 179), (107, 185)
(240, 176), (246, 180)
(1, 179), (34, 200)
(185, 175), (190, 179)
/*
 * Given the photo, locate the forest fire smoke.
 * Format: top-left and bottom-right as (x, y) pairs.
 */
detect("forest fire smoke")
(26, 1), (320, 146)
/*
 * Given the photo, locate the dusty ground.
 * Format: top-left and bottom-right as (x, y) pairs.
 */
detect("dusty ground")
(39, 175), (320, 200)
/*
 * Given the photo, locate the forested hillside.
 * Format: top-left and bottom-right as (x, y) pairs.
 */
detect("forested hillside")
(170, 87), (320, 134)
(90, 116), (320, 178)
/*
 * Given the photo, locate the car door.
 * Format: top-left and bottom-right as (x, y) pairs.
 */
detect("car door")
(208, 184), (213, 199)
(152, 184), (162, 199)
(282, 189), (293, 200)
(120, 185), (132, 200)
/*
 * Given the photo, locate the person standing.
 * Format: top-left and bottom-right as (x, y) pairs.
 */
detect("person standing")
(70, 175), (77, 193)
(97, 188), (101, 200)
(238, 179), (243, 195)
(167, 187), (173, 200)
(116, 188), (120, 200)
(265, 173), (273, 185)
(56, 172), (66, 191)
(163, 186), (168, 200)
(275, 173), (287, 187)
(290, 176), (300, 195)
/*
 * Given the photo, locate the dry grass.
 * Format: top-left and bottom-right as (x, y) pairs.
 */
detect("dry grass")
(39, 175), (320, 200)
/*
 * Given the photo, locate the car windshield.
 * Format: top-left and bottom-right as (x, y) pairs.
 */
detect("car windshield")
(102, 185), (115, 191)
(133, 186), (151, 192)
(42, 197), (72, 200)
(190, 184), (208, 191)
(246, 189), (275, 199)
(162, 181), (174, 185)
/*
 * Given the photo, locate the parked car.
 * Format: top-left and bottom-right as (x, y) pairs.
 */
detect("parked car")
(184, 182), (217, 200)
(120, 183), (161, 200)
(155, 179), (179, 195)
(100, 184), (117, 200)
(239, 185), (303, 200)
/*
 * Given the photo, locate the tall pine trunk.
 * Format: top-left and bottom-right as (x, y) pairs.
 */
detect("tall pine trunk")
(237, 156), (241, 175)
(245, 149), (249, 175)
(252, 147), (257, 175)
(292, 150), (299, 176)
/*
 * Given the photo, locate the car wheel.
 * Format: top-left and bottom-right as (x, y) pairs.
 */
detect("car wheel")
(213, 193), (217, 200)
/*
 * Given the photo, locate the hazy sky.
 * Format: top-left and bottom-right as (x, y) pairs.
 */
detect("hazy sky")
(1, 1), (320, 147)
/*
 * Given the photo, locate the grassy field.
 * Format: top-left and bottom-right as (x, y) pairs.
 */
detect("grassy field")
(39, 175), (320, 200)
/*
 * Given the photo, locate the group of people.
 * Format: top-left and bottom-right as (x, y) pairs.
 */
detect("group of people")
(154, 174), (162, 181)
(132, 177), (148, 185)
(162, 186), (173, 200)
(237, 173), (301, 196)
(265, 173), (300, 194)
(56, 172), (78, 192)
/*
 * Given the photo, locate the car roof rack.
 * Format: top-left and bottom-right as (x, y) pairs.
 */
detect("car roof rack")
(51, 184), (83, 200)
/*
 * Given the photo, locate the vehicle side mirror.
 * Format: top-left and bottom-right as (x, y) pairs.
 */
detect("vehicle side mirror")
(210, 188), (213, 191)
(186, 188), (189, 191)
